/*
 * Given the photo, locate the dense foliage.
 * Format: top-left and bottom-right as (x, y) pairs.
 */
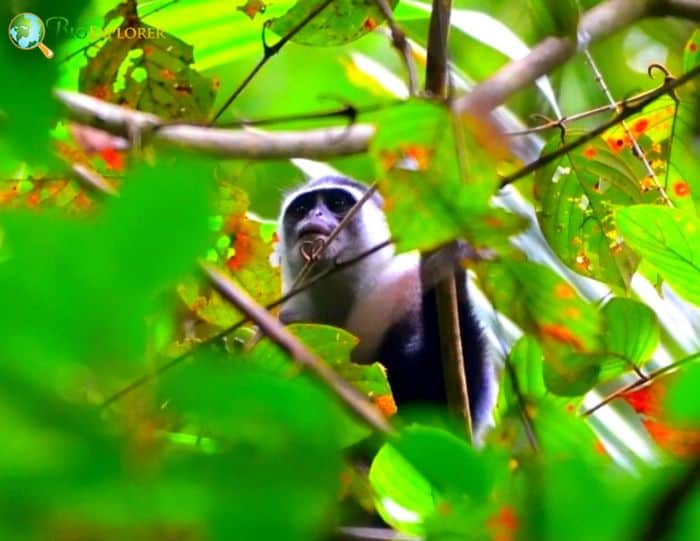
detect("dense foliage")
(1, 0), (699, 540)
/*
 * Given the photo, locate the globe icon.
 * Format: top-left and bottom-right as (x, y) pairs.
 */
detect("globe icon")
(8, 12), (54, 58)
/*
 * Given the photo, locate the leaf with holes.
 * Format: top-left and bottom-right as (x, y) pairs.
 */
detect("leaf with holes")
(616, 205), (700, 306)
(268, 0), (398, 46)
(370, 100), (503, 252)
(534, 133), (658, 289)
(79, 0), (217, 121)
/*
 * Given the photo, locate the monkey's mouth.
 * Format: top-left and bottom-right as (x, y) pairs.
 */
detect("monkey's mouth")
(296, 223), (333, 240)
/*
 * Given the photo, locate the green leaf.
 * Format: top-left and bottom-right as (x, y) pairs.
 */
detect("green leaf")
(683, 29), (700, 78)
(601, 297), (659, 370)
(268, 0), (398, 46)
(159, 359), (343, 541)
(371, 100), (500, 252)
(665, 354), (700, 424)
(534, 132), (658, 289)
(500, 335), (547, 413)
(79, 0), (217, 121)
(0, 155), (211, 369)
(542, 352), (603, 396)
(369, 425), (497, 534)
(616, 205), (700, 306)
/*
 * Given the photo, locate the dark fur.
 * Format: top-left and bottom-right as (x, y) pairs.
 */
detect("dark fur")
(378, 268), (492, 432)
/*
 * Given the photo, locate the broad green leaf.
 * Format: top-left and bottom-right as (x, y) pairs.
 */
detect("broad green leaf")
(479, 261), (607, 396)
(0, 156), (211, 377)
(616, 205), (700, 306)
(252, 324), (393, 445)
(268, 0), (398, 46)
(79, 0), (217, 121)
(601, 297), (659, 373)
(369, 425), (497, 534)
(543, 352), (603, 396)
(158, 359), (343, 541)
(683, 29), (700, 74)
(534, 133), (658, 289)
(371, 100), (502, 252)
(665, 353), (700, 424)
(499, 335), (547, 414)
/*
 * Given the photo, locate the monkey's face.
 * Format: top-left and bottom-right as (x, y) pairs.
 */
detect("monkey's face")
(281, 188), (359, 269)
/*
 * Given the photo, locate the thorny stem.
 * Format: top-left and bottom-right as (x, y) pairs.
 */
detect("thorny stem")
(499, 63), (700, 188)
(372, 0), (419, 95)
(582, 49), (671, 205)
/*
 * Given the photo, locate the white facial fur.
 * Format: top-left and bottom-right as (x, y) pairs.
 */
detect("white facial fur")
(277, 179), (395, 294)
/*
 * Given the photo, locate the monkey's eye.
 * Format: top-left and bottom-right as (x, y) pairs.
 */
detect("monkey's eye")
(286, 193), (315, 219)
(324, 189), (355, 215)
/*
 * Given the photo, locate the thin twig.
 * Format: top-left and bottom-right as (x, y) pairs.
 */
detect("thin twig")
(582, 353), (700, 417)
(582, 49), (671, 204)
(202, 263), (393, 434)
(373, 0), (418, 95)
(499, 63), (700, 188)
(504, 86), (660, 136)
(211, 0), (335, 122)
(71, 163), (119, 197)
(101, 239), (393, 407)
(454, 0), (663, 115)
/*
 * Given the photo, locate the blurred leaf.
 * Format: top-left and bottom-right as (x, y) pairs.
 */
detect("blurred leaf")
(542, 351), (603, 396)
(79, 0), (217, 121)
(527, 0), (579, 37)
(616, 205), (700, 306)
(479, 261), (607, 396)
(683, 29), (700, 74)
(601, 297), (659, 373)
(369, 425), (498, 535)
(268, 0), (398, 46)
(371, 100), (501, 252)
(159, 359), (343, 540)
(253, 323), (393, 444)
(0, 1), (92, 165)
(499, 335), (547, 414)
(667, 355), (700, 424)
(0, 156), (211, 370)
(178, 181), (280, 330)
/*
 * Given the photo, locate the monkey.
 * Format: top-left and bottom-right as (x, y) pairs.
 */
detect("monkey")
(277, 175), (496, 436)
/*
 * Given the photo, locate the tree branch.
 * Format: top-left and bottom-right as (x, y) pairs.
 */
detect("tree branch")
(499, 63), (700, 188)
(202, 263), (393, 435)
(55, 90), (374, 159)
(454, 0), (697, 115)
(654, 0), (700, 19)
(424, 0), (473, 441)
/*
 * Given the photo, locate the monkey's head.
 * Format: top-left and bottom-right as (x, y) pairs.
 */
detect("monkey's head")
(277, 176), (393, 291)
